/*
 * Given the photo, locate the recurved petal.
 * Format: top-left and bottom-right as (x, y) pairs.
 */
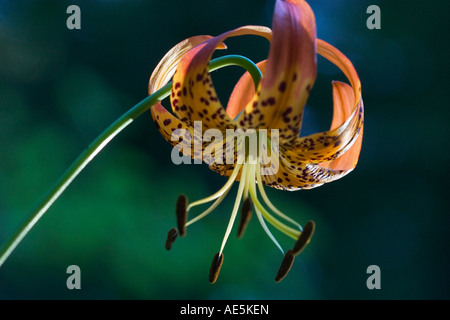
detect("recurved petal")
(285, 81), (363, 164)
(319, 88), (364, 171)
(260, 41), (364, 190)
(170, 25), (271, 132)
(260, 86), (362, 190)
(149, 35), (226, 95)
(239, 0), (317, 142)
(149, 35), (225, 156)
(150, 103), (197, 159)
(258, 145), (348, 191)
(151, 104), (240, 168)
(317, 39), (361, 105)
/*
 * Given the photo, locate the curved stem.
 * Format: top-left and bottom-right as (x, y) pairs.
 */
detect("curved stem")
(0, 54), (262, 268)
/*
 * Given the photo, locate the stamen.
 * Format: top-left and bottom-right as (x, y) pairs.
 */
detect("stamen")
(255, 205), (284, 254)
(165, 228), (178, 250)
(275, 249), (295, 282)
(209, 252), (224, 284)
(237, 197), (252, 238)
(255, 161), (302, 231)
(186, 162), (242, 212)
(292, 220), (315, 256)
(176, 194), (188, 236)
(218, 164), (248, 255)
(185, 188), (230, 228)
(249, 167), (300, 240)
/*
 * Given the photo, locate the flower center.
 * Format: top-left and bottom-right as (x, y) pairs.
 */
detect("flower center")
(165, 131), (315, 283)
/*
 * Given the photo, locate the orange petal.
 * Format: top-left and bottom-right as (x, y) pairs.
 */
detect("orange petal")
(317, 39), (361, 106)
(240, 0), (317, 142)
(284, 81), (362, 164)
(320, 98), (364, 171)
(171, 26), (271, 131)
(149, 35), (226, 95)
(259, 39), (365, 190)
(149, 35), (226, 152)
(226, 60), (267, 120)
(315, 40), (364, 171)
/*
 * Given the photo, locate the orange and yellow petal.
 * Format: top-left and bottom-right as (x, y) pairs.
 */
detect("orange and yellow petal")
(238, 0), (317, 143)
(319, 89), (364, 171)
(317, 39), (361, 105)
(285, 81), (363, 163)
(149, 35), (226, 159)
(315, 40), (364, 171)
(149, 35), (226, 95)
(150, 103), (196, 158)
(259, 145), (349, 191)
(258, 38), (363, 190)
(151, 104), (232, 166)
(171, 26), (271, 132)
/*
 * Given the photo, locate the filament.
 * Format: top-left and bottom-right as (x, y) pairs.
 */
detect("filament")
(255, 161), (302, 231)
(218, 164), (248, 255)
(186, 162), (242, 211)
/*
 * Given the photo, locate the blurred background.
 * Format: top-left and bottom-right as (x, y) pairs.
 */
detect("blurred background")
(0, 0), (448, 299)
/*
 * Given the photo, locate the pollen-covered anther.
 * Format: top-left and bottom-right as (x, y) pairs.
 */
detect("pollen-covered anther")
(292, 220), (315, 256)
(165, 227), (178, 250)
(176, 194), (188, 237)
(275, 249), (295, 282)
(237, 197), (253, 238)
(209, 252), (224, 284)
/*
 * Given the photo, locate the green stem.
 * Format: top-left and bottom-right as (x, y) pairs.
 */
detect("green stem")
(0, 54), (262, 268)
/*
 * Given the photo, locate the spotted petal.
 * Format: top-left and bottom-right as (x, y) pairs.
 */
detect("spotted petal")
(260, 40), (363, 190)
(151, 103), (196, 158)
(237, 0), (317, 144)
(318, 83), (364, 171)
(170, 26), (271, 132)
(150, 35), (226, 161)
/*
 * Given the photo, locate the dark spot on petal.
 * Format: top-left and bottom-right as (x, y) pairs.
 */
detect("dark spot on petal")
(267, 97), (276, 106)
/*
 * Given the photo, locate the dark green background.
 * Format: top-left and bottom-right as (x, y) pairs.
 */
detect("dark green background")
(0, 0), (448, 299)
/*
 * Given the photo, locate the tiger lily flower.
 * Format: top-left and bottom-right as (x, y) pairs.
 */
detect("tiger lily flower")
(150, 0), (363, 283)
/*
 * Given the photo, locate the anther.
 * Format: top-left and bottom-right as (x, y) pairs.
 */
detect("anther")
(209, 252), (224, 284)
(275, 249), (295, 282)
(176, 194), (188, 237)
(237, 197), (252, 238)
(165, 228), (178, 250)
(292, 221), (315, 256)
